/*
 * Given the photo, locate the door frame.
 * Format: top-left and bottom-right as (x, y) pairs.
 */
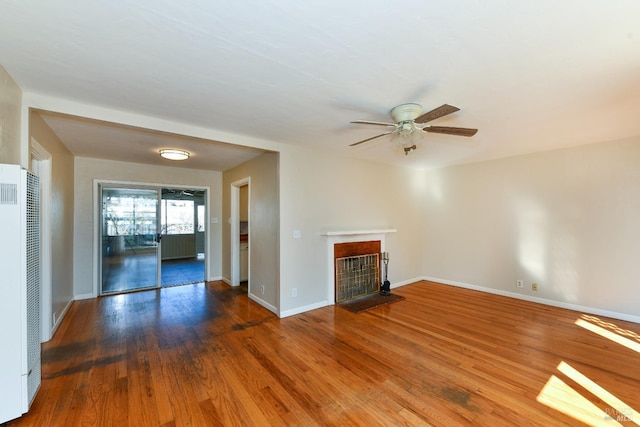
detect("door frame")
(230, 177), (250, 287)
(93, 179), (210, 297)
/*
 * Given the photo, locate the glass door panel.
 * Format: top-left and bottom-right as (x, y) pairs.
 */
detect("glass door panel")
(100, 186), (160, 294)
(159, 189), (206, 286)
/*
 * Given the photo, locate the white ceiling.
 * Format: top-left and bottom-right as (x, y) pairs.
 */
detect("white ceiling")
(1, 0), (640, 170)
(35, 111), (267, 171)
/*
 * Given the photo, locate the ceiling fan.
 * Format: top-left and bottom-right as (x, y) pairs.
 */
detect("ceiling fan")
(349, 103), (478, 155)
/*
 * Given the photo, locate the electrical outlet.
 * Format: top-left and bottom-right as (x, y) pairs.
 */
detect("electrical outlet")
(532, 283), (538, 291)
(516, 280), (524, 288)
(292, 288), (297, 297)
(261, 285), (265, 294)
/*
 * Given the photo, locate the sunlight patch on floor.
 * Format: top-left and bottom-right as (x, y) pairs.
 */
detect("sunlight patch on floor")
(537, 360), (639, 426)
(576, 316), (640, 354)
(538, 314), (640, 426)
(557, 361), (639, 425)
(537, 374), (620, 426)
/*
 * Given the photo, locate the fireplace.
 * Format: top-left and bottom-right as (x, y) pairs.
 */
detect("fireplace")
(334, 240), (381, 302)
(322, 229), (396, 304)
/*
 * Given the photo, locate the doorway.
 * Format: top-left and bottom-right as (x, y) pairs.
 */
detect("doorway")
(230, 177), (250, 290)
(160, 188), (206, 287)
(239, 184), (249, 287)
(99, 185), (207, 295)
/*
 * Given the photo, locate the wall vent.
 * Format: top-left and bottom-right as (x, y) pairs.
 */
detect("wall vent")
(0, 183), (17, 205)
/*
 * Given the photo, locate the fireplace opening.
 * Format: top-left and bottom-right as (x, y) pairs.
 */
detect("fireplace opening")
(334, 240), (381, 302)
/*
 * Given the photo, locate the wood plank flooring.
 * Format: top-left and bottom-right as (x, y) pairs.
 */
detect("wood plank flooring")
(9, 280), (640, 426)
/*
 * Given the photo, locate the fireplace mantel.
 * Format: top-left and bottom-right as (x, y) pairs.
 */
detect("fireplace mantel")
(321, 229), (396, 236)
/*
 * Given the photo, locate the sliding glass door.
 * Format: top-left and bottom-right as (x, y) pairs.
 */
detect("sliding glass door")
(100, 186), (160, 294)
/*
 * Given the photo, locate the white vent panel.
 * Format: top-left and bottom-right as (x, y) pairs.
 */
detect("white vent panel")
(0, 164), (41, 422)
(26, 172), (41, 405)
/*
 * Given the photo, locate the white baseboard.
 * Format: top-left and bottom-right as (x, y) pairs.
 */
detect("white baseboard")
(279, 300), (330, 318)
(74, 292), (95, 301)
(208, 275), (222, 282)
(423, 276), (640, 324)
(248, 293), (279, 315)
(390, 277), (423, 289)
(221, 277), (232, 286)
(49, 298), (73, 339)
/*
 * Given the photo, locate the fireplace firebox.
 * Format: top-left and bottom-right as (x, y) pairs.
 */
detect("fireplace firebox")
(334, 240), (381, 302)
(323, 229), (396, 305)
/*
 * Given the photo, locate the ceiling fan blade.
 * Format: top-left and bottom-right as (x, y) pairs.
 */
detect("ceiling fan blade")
(424, 126), (478, 137)
(415, 104), (460, 124)
(349, 131), (395, 146)
(350, 120), (396, 127)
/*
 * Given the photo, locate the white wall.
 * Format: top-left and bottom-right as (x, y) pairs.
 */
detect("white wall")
(222, 152), (279, 311)
(423, 137), (640, 319)
(0, 65), (22, 165)
(0, 70), (76, 337)
(278, 145), (426, 315)
(73, 157), (222, 297)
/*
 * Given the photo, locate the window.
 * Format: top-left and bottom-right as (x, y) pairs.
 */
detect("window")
(161, 199), (195, 235)
(103, 190), (157, 237)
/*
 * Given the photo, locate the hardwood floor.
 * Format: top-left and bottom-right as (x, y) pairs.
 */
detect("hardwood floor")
(9, 281), (640, 426)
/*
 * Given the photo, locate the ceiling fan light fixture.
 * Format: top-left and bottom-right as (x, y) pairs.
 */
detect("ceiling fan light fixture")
(159, 149), (190, 161)
(399, 121), (415, 136)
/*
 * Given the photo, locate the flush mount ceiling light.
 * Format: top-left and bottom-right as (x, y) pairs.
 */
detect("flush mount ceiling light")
(159, 149), (190, 161)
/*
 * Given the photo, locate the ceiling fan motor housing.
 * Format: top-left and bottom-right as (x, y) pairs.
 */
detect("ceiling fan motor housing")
(390, 103), (423, 122)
